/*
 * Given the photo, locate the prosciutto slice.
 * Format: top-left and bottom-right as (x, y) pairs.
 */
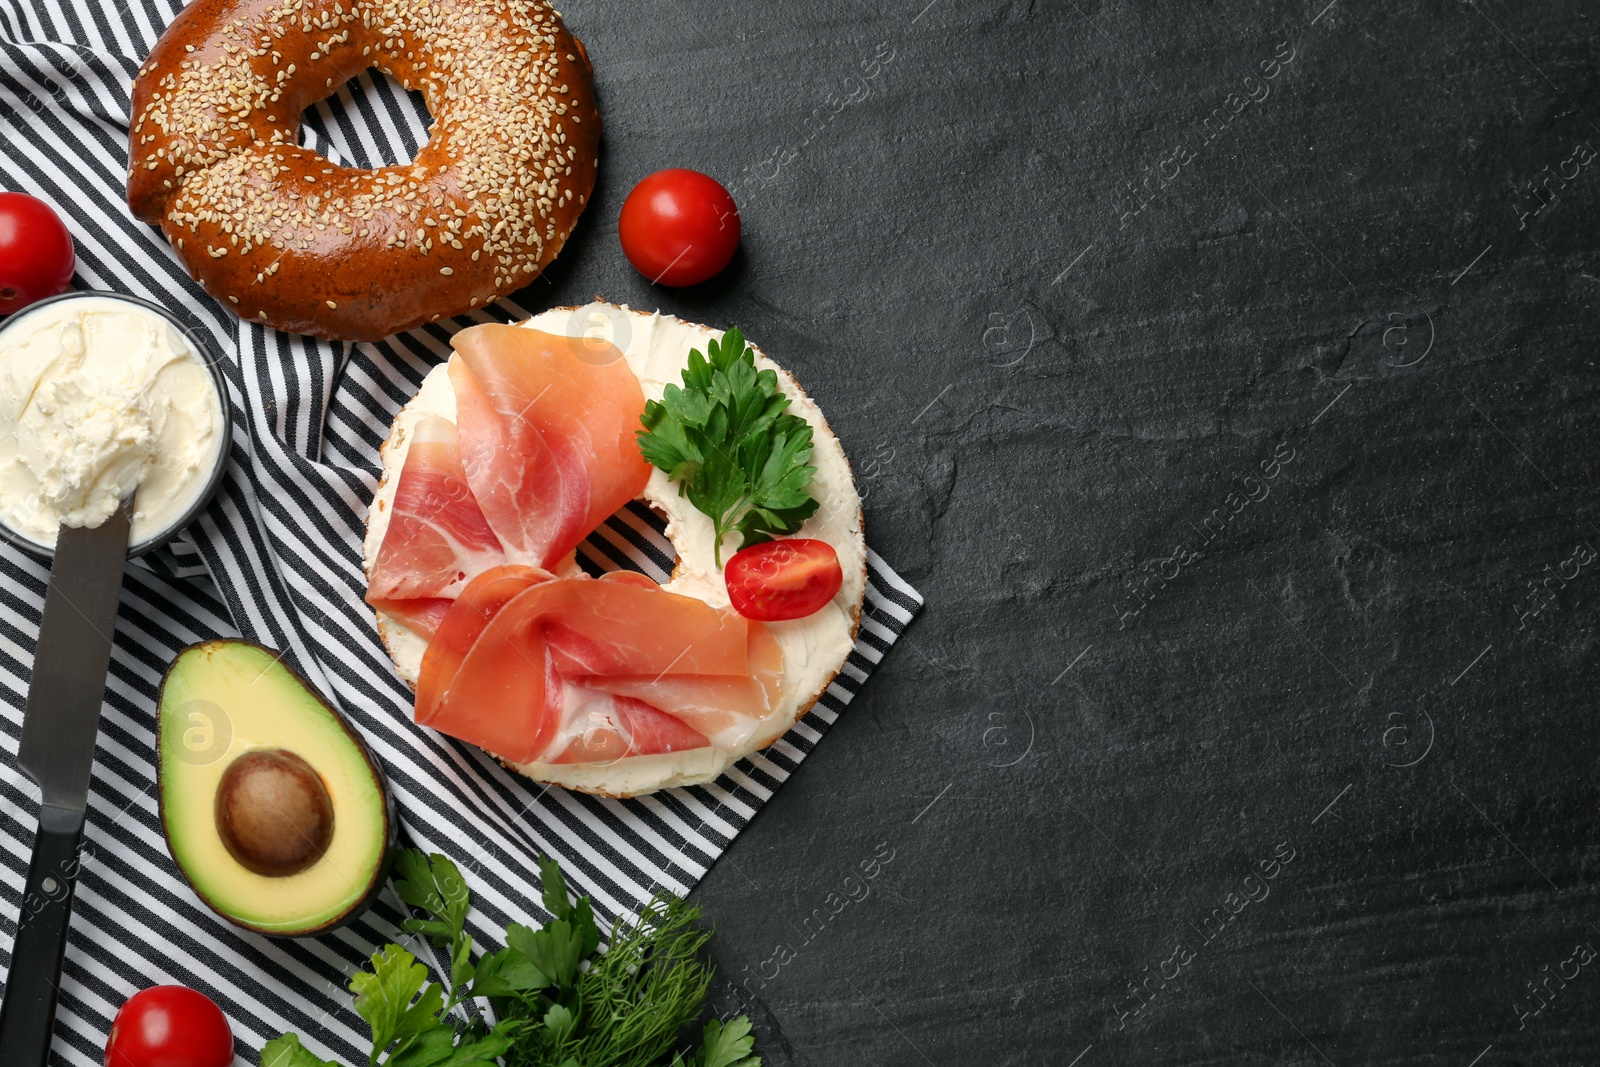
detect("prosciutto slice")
(573, 622), (783, 746)
(544, 693), (710, 765)
(376, 597), (455, 641)
(416, 567), (780, 764)
(450, 325), (651, 569)
(368, 416), (504, 606)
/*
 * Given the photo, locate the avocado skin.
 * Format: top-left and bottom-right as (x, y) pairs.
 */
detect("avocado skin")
(157, 639), (398, 939)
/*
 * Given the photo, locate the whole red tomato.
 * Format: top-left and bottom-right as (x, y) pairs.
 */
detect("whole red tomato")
(0, 192), (75, 314)
(618, 169), (740, 286)
(105, 986), (233, 1067)
(725, 539), (843, 621)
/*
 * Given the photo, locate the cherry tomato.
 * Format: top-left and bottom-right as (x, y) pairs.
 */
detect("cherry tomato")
(0, 192), (75, 315)
(105, 986), (233, 1067)
(618, 169), (740, 286)
(725, 539), (843, 621)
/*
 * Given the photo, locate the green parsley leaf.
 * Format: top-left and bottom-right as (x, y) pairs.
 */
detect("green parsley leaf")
(448, 935), (475, 1000)
(394, 852), (480, 1010)
(470, 944), (551, 998)
(638, 327), (819, 565)
(350, 946), (447, 1067)
(396, 852), (470, 947)
(538, 853), (572, 921)
(505, 918), (586, 991)
(677, 1016), (762, 1067)
(260, 1034), (341, 1067)
(542, 1002), (577, 1040)
(572, 895), (601, 959)
(383, 1020), (526, 1067)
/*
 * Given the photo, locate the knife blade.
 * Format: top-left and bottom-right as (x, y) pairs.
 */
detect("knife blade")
(17, 499), (132, 810)
(0, 497), (131, 1065)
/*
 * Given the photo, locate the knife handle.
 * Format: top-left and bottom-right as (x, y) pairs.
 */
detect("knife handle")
(0, 804), (86, 1065)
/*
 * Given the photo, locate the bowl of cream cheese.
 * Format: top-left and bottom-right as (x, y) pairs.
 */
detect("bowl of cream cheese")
(0, 291), (229, 557)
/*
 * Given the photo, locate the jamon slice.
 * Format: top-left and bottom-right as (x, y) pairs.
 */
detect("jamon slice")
(368, 416), (504, 608)
(450, 326), (651, 570)
(416, 569), (775, 764)
(415, 565), (555, 721)
(569, 621), (784, 749)
(376, 597), (454, 641)
(544, 693), (710, 764)
(548, 572), (783, 748)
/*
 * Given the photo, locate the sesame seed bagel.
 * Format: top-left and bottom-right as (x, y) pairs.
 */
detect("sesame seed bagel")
(363, 302), (867, 797)
(127, 0), (599, 341)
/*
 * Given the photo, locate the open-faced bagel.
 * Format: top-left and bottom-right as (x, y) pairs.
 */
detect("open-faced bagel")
(363, 302), (866, 796)
(127, 0), (599, 341)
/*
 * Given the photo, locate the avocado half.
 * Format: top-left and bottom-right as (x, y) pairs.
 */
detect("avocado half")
(157, 640), (397, 937)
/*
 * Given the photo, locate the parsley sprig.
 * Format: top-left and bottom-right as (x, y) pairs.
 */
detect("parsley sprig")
(260, 850), (759, 1067)
(636, 328), (820, 566)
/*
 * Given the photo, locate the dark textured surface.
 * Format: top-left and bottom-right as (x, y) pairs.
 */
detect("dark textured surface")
(532, 1), (1599, 1063)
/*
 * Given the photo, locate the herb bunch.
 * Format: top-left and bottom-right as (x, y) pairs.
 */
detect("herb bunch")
(636, 328), (819, 565)
(261, 850), (759, 1067)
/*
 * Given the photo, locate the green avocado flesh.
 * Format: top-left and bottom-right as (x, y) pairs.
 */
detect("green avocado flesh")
(158, 640), (392, 936)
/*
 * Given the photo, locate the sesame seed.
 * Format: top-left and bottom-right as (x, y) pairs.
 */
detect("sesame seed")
(440, 266), (453, 275)
(327, 300), (338, 308)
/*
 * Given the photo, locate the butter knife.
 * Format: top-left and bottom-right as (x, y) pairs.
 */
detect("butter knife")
(0, 498), (133, 1063)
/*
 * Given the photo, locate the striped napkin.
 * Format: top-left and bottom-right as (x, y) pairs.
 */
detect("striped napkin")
(0, 3), (922, 1061)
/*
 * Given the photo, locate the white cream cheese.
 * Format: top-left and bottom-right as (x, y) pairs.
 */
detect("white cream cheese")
(364, 302), (866, 795)
(0, 296), (225, 550)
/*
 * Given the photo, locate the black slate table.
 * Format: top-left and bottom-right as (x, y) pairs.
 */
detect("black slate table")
(530, 1), (1600, 1063)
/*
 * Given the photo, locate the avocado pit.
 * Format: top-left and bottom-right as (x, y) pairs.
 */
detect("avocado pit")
(214, 749), (334, 877)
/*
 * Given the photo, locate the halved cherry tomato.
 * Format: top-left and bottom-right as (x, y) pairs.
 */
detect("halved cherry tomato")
(725, 539), (843, 621)
(0, 192), (74, 314)
(618, 169), (740, 287)
(105, 986), (233, 1067)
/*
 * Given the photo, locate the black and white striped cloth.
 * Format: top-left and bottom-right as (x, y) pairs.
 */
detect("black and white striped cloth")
(0, 2), (922, 1060)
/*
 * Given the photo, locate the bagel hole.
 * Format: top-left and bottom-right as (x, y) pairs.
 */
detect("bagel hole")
(298, 67), (430, 167)
(576, 502), (680, 584)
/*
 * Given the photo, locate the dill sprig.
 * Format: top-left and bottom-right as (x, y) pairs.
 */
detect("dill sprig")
(506, 893), (712, 1067)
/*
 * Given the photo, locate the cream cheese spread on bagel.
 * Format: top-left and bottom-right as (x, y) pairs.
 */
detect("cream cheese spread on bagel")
(363, 301), (865, 795)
